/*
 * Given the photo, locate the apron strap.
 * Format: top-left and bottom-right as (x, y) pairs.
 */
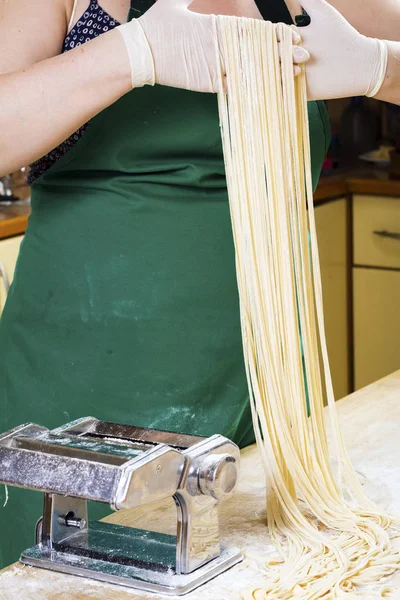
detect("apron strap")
(128, 0), (155, 19)
(254, 0), (293, 24)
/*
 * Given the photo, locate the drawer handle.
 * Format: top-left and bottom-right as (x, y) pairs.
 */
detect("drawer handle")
(0, 262), (10, 293)
(373, 230), (400, 241)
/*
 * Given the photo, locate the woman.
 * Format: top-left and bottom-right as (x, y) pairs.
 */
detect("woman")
(0, 0), (390, 568)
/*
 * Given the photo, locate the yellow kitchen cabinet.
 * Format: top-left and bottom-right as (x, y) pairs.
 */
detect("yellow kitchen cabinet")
(353, 194), (400, 269)
(353, 194), (400, 389)
(354, 267), (400, 389)
(315, 198), (350, 401)
(0, 234), (23, 313)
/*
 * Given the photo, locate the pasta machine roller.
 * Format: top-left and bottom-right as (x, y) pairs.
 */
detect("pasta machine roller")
(0, 417), (242, 595)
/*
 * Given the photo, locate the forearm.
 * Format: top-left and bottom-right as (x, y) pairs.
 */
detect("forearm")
(0, 29), (132, 177)
(327, 0), (400, 41)
(374, 41), (400, 105)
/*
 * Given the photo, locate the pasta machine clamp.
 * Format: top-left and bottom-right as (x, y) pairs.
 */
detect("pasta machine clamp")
(0, 417), (242, 595)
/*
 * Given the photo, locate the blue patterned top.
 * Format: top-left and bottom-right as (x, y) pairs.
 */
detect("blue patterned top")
(28, 0), (121, 184)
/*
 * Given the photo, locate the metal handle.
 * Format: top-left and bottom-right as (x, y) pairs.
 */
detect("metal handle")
(198, 454), (238, 501)
(373, 230), (400, 241)
(0, 261), (10, 293)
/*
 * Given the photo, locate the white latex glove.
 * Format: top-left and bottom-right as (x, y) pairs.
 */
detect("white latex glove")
(298, 0), (388, 101)
(116, 0), (310, 92)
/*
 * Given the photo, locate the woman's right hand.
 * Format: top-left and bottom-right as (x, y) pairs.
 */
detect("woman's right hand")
(138, 0), (222, 92)
(117, 0), (310, 93)
(116, 0), (224, 92)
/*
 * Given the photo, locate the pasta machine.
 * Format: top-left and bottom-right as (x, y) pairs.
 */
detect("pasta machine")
(0, 417), (242, 595)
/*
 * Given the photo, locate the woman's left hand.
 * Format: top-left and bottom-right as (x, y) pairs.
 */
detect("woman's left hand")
(297, 0), (388, 101)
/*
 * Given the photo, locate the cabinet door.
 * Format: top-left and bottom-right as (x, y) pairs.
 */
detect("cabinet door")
(0, 235), (23, 312)
(315, 198), (349, 401)
(354, 267), (400, 389)
(353, 195), (400, 269)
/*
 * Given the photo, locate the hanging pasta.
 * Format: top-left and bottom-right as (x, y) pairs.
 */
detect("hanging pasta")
(213, 16), (400, 599)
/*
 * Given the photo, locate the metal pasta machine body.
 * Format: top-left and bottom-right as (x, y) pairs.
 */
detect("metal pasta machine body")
(0, 417), (242, 595)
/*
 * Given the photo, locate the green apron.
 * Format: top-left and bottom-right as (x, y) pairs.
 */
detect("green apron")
(0, 0), (330, 568)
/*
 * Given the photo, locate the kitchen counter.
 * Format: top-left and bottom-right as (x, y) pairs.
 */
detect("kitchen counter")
(0, 204), (30, 240)
(1, 370), (400, 599)
(315, 167), (400, 202)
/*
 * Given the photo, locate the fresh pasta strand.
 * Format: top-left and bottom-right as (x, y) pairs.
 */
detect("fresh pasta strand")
(213, 16), (400, 599)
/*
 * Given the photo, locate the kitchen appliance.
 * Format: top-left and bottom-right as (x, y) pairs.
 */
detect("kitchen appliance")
(0, 417), (242, 596)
